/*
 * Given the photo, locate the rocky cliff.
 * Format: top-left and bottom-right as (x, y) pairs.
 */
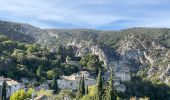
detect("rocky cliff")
(0, 20), (170, 84)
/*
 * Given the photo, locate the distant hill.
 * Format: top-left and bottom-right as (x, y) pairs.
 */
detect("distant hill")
(0, 20), (170, 84)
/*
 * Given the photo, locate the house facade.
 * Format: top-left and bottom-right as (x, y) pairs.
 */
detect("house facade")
(0, 77), (24, 98)
(57, 71), (96, 90)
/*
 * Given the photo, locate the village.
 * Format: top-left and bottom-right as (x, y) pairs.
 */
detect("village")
(0, 58), (131, 100)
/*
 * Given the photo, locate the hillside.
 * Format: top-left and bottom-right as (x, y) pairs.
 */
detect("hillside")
(0, 20), (170, 85)
(0, 35), (79, 81)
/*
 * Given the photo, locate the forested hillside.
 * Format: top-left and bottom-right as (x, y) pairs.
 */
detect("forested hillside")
(0, 35), (79, 81)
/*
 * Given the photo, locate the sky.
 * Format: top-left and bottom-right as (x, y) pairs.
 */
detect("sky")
(0, 0), (170, 30)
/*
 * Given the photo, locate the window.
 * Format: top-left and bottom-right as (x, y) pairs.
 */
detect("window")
(70, 83), (73, 86)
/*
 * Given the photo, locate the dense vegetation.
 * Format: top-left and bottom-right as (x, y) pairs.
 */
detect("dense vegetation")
(10, 88), (33, 100)
(124, 76), (170, 100)
(75, 69), (117, 100)
(0, 35), (79, 81)
(75, 71), (170, 100)
(80, 54), (104, 75)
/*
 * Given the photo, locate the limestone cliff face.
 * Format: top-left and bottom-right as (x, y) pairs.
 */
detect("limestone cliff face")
(115, 33), (170, 83)
(0, 20), (170, 84)
(67, 40), (108, 66)
(159, 64), (170, 83)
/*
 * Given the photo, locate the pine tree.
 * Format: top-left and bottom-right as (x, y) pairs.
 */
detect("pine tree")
(76, 75), (85, 99)
(52, 74), (59, 94)
(95, 69), (103, 100)
(1, 80), (7, 100)
(106, 69), (117, 100)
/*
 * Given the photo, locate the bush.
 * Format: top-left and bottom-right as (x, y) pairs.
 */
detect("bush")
(10, 88), (33, 100)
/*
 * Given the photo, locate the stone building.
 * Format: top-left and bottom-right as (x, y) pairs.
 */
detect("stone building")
(0, 77), (24, 98)
(57, 71), (96, 90)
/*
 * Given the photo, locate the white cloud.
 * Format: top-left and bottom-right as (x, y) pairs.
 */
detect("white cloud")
(0, 0), (169, 29)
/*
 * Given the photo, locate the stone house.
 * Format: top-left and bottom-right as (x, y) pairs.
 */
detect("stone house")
(0, 77), (24, 98)
(57, 71), (96, 90)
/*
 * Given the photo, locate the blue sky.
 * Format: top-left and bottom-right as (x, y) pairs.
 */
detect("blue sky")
(0, 0), (170, 30)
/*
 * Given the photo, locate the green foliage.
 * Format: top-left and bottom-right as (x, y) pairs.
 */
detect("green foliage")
(37, 89), (76, 100)
(95, 69), (104, 100)
(81, 95), (93, 100)
(0, 35), (9, 42)
(56, 45), (66, 62)
(76, 76), (85, 99)
(80, 54), (104, 75)
(10, 88), (33, 100)
(46, 70), (55, 80)
(0, 35), (78, 81)
(62, 64), (79, 76)
(66, 46), (75, 59)
(52, 74), (59, 94)
(1, 80), (7, 100)
(80, 85), (96, 100)
(81, 70), (117, 100)
(125, 76), (170, 100)
(105, 69), (117, 100)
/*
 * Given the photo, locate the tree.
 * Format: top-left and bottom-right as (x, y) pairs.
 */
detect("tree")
(86, 85), (89, 95)
(52, 74), (59, 94)
(46, 70), (55, 80)
(76, 76), (85, 99)
(95, 69), (103, 100)
(80, 54), (103, 75)
(105, 69), (117, 100)
(1, 80), (7, 100)
(66, 46), (74, 59)
(56, 45), (66, 62)
(10, 88), (33, 100)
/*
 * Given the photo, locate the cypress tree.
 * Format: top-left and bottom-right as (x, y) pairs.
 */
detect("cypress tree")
(52, 74), (59, 94)
(95, 69), (103, 100)
(82, 76), (85, 95)
(106, 69), (117, 100)
(76, 75), (85, 99)
(86, 85), (89, 95)
(1, 80), (7, 100)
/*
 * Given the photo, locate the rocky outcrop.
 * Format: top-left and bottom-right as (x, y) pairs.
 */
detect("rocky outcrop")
(159, 64), (170, 83)
(0, 20), (170, 84)
(67, 40), (108, 66)
(147, 66), (159, 78)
